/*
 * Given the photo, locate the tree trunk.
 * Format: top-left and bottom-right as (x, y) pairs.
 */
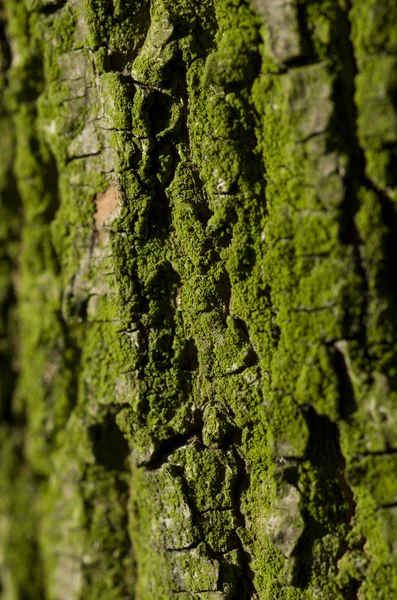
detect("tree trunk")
(1, 0), (397, 598)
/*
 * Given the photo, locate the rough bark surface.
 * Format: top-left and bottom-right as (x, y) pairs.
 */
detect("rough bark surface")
(1, 0), (397, 598)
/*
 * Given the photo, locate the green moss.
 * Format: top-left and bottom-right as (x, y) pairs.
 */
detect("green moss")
(100, 73), (133, 130)
(0, 429), (45, 598)
(351, 0), (397, 189)
(2, 0), (397, 597)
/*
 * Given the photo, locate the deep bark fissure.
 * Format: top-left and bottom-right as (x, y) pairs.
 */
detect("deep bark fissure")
(294, 407), (360, 592)
(139, 427), (203, 471)
(230, 446), (257, 600)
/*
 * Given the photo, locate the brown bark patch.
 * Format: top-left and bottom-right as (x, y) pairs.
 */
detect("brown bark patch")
(94, 184), (120, 234)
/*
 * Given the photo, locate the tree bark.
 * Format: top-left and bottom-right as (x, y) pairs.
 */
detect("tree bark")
(1, 0), (397, 598)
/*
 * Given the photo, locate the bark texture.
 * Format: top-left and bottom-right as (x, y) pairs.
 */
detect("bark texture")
(1, 0), (397, 598)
